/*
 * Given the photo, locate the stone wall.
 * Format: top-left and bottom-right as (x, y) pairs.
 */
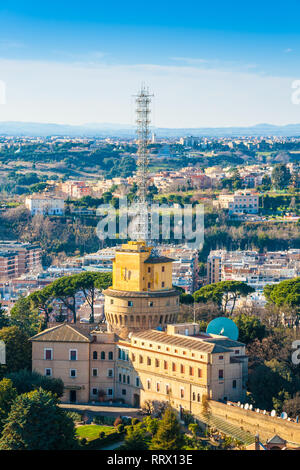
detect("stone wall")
(207, 400), (300, 444)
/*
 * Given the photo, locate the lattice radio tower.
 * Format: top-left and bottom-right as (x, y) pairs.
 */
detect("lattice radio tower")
(132, 84), (154, 241)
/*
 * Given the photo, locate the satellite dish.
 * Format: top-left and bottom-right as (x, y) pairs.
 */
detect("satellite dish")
(256, 408), (260, 413)
(249, 404), (253, 410)
(263, 410), (266, 415)
(244, 403), (249, 410)
(271, 410), (276, 417)
(206, 317), (239, 340)
(240, 404), (244, 408)
(281, 412), (288, 420)
(237, 401), (241, 407)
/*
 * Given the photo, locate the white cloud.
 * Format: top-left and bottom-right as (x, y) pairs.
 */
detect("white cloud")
(0, 57), (298, 127)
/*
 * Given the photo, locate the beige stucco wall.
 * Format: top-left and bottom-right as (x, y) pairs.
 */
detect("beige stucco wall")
(104, 293), (179, 331)
(32, 341), (90, 402)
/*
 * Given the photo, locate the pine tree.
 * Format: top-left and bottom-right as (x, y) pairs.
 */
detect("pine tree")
(150, 406), (184, 450)
(0, 388), (78, 450)
(121, 423), (149, 450)
(0, 378), (17, 433)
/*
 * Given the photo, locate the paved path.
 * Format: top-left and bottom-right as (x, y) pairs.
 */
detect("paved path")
(59, 403), (141, 419)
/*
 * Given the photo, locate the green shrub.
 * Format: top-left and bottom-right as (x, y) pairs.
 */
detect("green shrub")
(93, 415), (115, 426)
(65, 411), (82, 423)
(117, 423), (125, 433)
(7, 370), (64, 397)
(85, 432), (121, 450)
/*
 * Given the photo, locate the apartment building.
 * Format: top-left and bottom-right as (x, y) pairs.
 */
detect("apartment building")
(158, 245), (200, 293)
(25, 194), (65, 215)
(0, 241), (41, 281)
(214, 190), (259, 214)
(207, 249), (300, 290)
(207, 251), (222, 284)
(60, 181), (92, 199)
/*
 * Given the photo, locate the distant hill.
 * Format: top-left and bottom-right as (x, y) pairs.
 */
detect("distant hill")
(1, 121), (300, 137)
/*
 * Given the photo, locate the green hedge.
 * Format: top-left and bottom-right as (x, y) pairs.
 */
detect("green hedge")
(93, 415), (116, 426)
(84, 431), (124, 450)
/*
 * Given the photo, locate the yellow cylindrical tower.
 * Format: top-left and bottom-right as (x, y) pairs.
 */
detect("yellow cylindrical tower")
(103, 241), (180, 335)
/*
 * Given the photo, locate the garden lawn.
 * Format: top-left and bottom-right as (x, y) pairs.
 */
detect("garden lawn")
(76, 425), (115, 441)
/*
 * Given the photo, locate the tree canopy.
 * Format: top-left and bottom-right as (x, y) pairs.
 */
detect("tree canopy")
(11, 271), (113, 326)
(264, 277), (300, 311)
(271, 164), (291, 190)
(150, 406), (184, 450)
(0, 326), (32, 378)
(6, 370), (64, 397)
(0, 388), (78, 450)
(233, 314), (266, 344)
(194, 281), (255, 315)
(0, 378), (17, 434)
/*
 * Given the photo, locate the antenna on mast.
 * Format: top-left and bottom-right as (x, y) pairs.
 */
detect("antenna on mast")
(129, 84), (154, 242)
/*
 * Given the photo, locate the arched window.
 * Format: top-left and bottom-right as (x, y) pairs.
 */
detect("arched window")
(197, 393), (200, 402)
(101, 351), (105, 360)
(92, 351), (97, 360)
(108, 351), (113, 360)
(192, 392), (196, 401)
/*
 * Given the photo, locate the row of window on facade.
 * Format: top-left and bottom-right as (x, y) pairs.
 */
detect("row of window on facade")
(44, 349), (114, 361)
(91, 387), (114, 397)
(133, 355), (204, 377)
(45, 367), (115, 378)
(146, 380), (200, 400)
(118, 373), (140, 387)
(145, 378), (236, 396)
(90, 387), (129, 398)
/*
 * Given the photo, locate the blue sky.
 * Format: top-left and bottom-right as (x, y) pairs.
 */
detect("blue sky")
(1, 1), (300, 127)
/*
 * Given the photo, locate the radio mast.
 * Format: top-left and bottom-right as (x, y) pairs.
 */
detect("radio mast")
(132, 84), (153, 241)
